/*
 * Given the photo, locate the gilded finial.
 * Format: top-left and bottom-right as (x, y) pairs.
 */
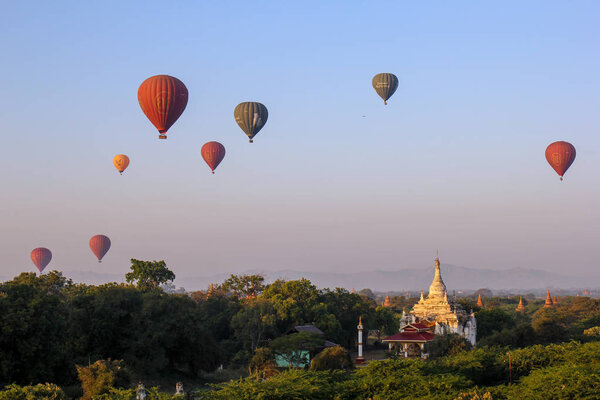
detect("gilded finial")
(359, 316), (362, 325)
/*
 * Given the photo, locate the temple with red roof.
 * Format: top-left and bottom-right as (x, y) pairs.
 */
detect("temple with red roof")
(382, 254), (477, 358)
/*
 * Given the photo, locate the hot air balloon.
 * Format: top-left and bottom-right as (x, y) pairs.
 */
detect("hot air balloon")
(201, 141), (226, 174)
(89, 235), (111, 263)
(113, 154), (130, 175)
(372, 73), (398, 105)
(31, 247), (52, 273)
(138, 75), (188, 139)
(545, 141), (576, 181)
(234, 102), (268, 143)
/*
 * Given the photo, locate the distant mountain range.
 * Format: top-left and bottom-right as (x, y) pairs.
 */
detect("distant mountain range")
(9, 264), (594, 293)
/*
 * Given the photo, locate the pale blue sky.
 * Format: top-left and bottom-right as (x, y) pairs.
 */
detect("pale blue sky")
(1, 1), (599, 281)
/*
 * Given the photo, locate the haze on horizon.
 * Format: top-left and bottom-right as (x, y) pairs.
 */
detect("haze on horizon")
(1, 1), (599, 282)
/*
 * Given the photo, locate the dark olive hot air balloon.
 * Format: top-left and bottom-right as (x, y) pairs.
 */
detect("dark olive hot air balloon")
(545, 141), (576, 181)
(234, 102), (268, 143)
(201, 141), (226, 174)
(372, 73), (398, 105)
(89, 235), (111, 263)
(138, 75), (188, 139)
(113, 154), (130, 175)
(31, 247), (52, 273)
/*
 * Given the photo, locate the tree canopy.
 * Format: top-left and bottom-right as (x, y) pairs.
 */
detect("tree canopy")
(125, 259), (175, 291)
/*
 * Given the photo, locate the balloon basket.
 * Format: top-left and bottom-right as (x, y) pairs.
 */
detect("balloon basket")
(249, 139), (253, 143)
(158, 135), (167, 139)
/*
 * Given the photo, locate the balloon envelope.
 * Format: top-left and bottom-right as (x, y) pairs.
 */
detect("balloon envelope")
(201, 141), (226, 173)
(234, 102), (268, 143)
(89, 235), (111, 262)
(372, 73), (398, 105)
(31, 247), (52, 273)
(113, 154), (130, 174)
(545, 141), (576, 180)
(138, 75), (188, 139)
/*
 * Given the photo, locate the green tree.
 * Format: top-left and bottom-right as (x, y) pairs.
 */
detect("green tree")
(317, 288), (375, 348)
(262, 279), (321, 328)
(249, 347), (277, 379)
(129, 291), (221, 374)
(76, 359), (130, 400)
(426, 333), (472, 358)
(477, 323), (536, 348)
(125, 259), (175, 291)
(373, 305), (399, 341)
(509, 363), (600, 400)
(221, 274), (265, 298)
(531, 308), (569, 343)
(0, 273), (71, 386)
(475, 308), (515, 340)
(231, 298), (277, 352)
(310, 346), (354, 371)
(204, 369), (349, 400)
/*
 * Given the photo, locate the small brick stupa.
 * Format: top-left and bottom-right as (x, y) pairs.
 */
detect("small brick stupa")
(544, 290), (553, 308)
(516, 297), (525, 312)
(383, 294), (391, 308)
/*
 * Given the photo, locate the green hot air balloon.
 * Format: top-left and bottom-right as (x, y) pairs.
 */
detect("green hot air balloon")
(372, 73), (398, 105)
(234, 102), (268, 143)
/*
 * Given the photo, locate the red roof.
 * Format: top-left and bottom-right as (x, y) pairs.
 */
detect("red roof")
(402, 323), (432, 331)
(382, 331), (435, 342)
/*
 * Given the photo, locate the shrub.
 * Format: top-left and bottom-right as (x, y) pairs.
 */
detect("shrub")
(310, 346), (354, 371)
(76, 359), (130, 400)
(0, 383), (65, 400)
(249, 347), (277, 378)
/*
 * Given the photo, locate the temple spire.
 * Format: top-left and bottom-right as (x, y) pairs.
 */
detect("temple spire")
(516, 296), (525, 312)
(553, 295), (559, 305)
(428, 253), (447, 298)
(544, 290), (553, 308)
(477, 293), (483, 307)
(383, 294), (391, 308)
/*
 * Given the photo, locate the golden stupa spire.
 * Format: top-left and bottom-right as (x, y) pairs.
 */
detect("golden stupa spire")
(383, 294), (391, 307)
(428, 251), (446, 298)
(477, 293), (483, 307)
(553, 295), (559, 305)
(207, 283), (214, 297)
(516, 296), (525, 312)
(544, 290), (553, 308)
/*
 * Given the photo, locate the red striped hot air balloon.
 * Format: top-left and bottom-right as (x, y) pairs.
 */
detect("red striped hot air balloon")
(545, 141), (576, 181)
(138, 75), (188, 139)
(201, 141), (226, 174)
(89, 235), (111, 263)
(30, 247), (52, 273)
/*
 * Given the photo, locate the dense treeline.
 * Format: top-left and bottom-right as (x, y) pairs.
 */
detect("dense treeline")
(206, 341), (600, 399)
(0, 264), (397, 392)
(2, 263), (600, 398)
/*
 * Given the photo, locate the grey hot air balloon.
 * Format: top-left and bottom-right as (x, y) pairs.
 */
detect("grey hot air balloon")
(234, 102), (268, 143)
(372, 73), (398, 105)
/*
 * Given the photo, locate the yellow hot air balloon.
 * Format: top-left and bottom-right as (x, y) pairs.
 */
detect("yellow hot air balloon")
(113, 154), (130, 175)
